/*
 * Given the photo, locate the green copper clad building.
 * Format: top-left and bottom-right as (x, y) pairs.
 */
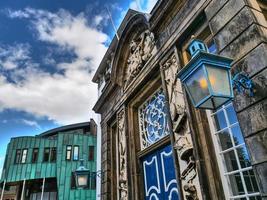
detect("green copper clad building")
(0, 120), (97, 200)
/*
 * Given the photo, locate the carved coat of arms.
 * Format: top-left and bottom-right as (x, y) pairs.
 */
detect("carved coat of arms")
(124, 30), (155, 88)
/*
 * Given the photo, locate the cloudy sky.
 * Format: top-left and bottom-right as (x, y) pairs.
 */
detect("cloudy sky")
(0, 0), (157, 174)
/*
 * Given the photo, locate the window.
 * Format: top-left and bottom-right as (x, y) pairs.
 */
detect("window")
(70, 172), (76, 189)
(14, 149), (21, 164)
(43, 148), (50, 162)
(21, 149), (28, 163)
(138, 89), (170, 149)
(73, 146), (79, 161)
(90, 172), (96, 189)
(88, 146), (94, 161)
(66, 146), (72, 161)
(208, 103), (261, 199)
(32, 148), (39, 163)
(50, 147), (57, 162)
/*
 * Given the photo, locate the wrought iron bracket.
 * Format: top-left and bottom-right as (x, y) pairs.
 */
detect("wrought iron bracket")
(232, 73), (254, 97)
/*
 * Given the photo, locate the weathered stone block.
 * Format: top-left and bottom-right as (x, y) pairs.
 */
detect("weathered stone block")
(231, 43), (267, 77)
(214, 6), (255, 51)
(251, 8), (267, 28)
(234, 67), (267, 112)
(209, 0), (246, 35)
(237, 99), (267, 137)
(246, 130), (267, 164)
(205, 0), (228, 20)
(254, 162), (267, 195)
(220, 24), (267, 62)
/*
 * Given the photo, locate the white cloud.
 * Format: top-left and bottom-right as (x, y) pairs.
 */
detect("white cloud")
(0, 8), (109, 125)
(6, 9), (30, 18)
(0, 44), (30, 70)
(21, 119), (41, 130)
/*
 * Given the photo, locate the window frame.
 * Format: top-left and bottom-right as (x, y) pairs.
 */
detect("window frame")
(21, 148), (28, 164)
(50, 147), (57, 162)
(207, 103), (261, 199)
(88, 146), (94, 161)
(14, 149), (21, 164)
(32, 148), (39, 163)
(73, 145), (79, 161)
(43, 147), (50, 162)
(66, 145), (72, 161)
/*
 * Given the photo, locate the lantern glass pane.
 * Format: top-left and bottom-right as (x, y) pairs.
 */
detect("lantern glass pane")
(77, 174), (88, 187)
(199, 98), (213, 109)
(206, 65), (231, 96)
(185, 67), (210, 105)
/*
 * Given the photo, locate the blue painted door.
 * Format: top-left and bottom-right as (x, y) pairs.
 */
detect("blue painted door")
(142, 145), (179, 200)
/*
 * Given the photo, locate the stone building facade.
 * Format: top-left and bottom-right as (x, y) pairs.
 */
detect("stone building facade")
(93, 0), (267, 199)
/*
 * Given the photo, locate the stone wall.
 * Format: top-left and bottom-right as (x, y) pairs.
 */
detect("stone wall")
(206, 0), (267, 197)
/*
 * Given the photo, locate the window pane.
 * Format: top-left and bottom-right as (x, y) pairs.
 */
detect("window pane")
(139, 89), (170, 149)
(89, 146), (94, 161)
(231, 125), (245, 146)
(43, 148), (50, 162)
(243, 170), (260, 194)
(213, 110), (227, 131)
(227, 172), (245, 196)
(50, 147), (57, 162)
(15, 149), (21, 164)
(185, 67), (210, 105)
(206, 65), (231, 96)
(71, 172), (76, 189)
(223, 150), (239, 172)
(249, 196), (262, 200)
(217, 129), (233, 151)
(237, 146), (251, 169)
(73, 146), (79, 161)
(21, 149), (28, 163)
(32, 148), (39, 163)
(226, 105), (238, 125)
(66, 146), (72, 160)
(90, 172), (96, 189)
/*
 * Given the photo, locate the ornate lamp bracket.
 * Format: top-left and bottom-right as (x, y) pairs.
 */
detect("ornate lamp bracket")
(232, 73), (254, 97)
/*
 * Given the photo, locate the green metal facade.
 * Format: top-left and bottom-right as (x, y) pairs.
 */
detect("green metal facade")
(1, 124), (97, 200)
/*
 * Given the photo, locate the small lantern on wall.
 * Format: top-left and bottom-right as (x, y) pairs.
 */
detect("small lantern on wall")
(75, 159), (90, 189)
(177, 39), (234, 110)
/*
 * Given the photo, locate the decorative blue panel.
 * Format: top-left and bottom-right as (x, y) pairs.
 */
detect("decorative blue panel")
(142, 145), (179, 200)
(139, 89), (170, 149)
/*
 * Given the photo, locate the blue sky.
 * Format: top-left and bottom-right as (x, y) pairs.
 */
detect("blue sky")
(0, 0), (157, 174)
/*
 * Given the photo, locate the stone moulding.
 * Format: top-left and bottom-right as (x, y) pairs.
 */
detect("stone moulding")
(161, 52), (202, 200)
(117, 108), (128, 200)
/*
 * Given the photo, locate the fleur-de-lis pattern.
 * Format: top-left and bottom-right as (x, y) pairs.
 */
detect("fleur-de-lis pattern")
(139, 89), (170, 149)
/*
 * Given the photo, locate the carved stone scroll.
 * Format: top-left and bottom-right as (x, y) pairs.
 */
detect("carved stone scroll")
(117, 108), (128, 200)
(161, 52), (202, 200)
(124, 30), (156, 89)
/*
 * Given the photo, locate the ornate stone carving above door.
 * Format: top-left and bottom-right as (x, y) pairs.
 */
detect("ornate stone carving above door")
(124, 30), (156, 89)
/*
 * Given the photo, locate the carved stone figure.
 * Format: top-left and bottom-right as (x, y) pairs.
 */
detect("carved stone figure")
(124, 30), (155, 88)
(162, 53), (202, 200)
(163, 54), (185, 126)
(117, 109), (128, 200)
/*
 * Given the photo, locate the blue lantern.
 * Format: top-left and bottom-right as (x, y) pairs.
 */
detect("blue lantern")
(177, 39), (234, 110)
(75, 159), (90, 189)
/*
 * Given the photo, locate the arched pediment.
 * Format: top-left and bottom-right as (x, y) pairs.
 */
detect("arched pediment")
(111, 13), (156, 89)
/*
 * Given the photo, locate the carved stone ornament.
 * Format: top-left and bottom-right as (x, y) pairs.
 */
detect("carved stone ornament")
(117, 108), (128, 200)
(124, 30), (156, 88)
(162, 53), (202, 200)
